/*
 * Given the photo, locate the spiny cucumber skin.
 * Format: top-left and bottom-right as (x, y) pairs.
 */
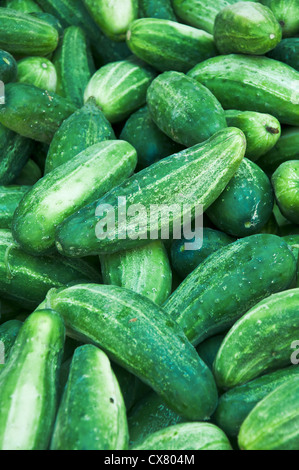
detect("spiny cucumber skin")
(268, 38), (299, 72)
(259, 0), (299, 38)
(272, 161), (299, 225)
(257, 127), (299, 175)
(17, 57), (57, 92)
(51, 345), (129, 450)
(139, 0), (177, 21)
(164, 234), (297, 347)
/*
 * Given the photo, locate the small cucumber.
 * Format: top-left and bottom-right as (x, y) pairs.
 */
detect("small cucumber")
(259, 0), (299, 37)
(196, 334), (225, 371)
(13, 159), (42, 185)
(0, 319), (22, 369)
(268, 38), (299, 72)
(17, 56), (57, 92)
(139, 0), (177, 20)
(0, 185), (31, 229)
(5, 0), (42, 13)
(0, 49), (17, 84)
(257, 127), (299, 175)
(272, 161), (299, 225)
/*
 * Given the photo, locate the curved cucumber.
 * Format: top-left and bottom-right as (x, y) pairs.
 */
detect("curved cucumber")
(0, 185), (31, 229)
(259, 0), (299, 37)
(0, 319), (22, 369)
(5, 0), (42, 13)
(272, 161), (299, 225)
(257, 127), (299, 175)
(17, 56), (57, 92)
(0, 49), (17, 84)
(268, 38), (299, 72)
(139, 0), (177, 20)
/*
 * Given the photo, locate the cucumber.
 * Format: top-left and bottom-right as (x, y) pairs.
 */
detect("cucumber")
(272, 161), (299, 225)
(257, 127), (299, 175)
(100, 241), (172, 306)
(147, 71), (227, 147)
(17, 56), (57, 92)
(13, 140), (137, 255)
(0, 83), (77, 144)
(0, 49), (17, 84)
(53, 26), (95, 107)
(214, 289), (299, 389)
(82, 0), (138, 42)
(225, 110), (281, 161)
(5, 0), (42, 13)
(51, 344), (128, 450)
(214, 2), (281, 55)
(139, 0), (177, 20)
(214, 366), (299, 438)
(126, 19), (217, 73)
(268, 38), (299, 72)
(0, 230), (101, 309)
(13, 159), (42, 185)
(260, 213), (280, 235)
(29, 12), (64, 39)
(259, 0), (299, 37)
(84, 58), (156, 123)
(171, 228), (234, 280)
(164, 234), (297, 346)
(0, 319), (22, 368)
(45, 98), (115, 174)
(112, 363), (139, 411)
(119, 106), (183, 170)
(0, 309), (65, 450)
(55, 128), (246, 257)
(133, 423), (232, 450)
(207, 159), (274, 237)
(0, 185), (31, 229)
(0, 7), (59, 56)
(188, 55), (299, 127)
(0, 298), (21, 325)
(238, 375), (299, 450)
(196, 335), (225, 371)
(40, 283), (218, 421)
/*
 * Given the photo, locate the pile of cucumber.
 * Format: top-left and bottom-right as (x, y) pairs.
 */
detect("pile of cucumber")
(0, 0), (298, 452)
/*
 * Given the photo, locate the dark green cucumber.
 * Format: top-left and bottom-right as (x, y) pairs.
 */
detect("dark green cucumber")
(0, 319), (22, 368)
(39, 283), (218, 421)
(45, 98), (115, 174)
(13, 159), (42, 185)
(238, 375), (299, 450)
(5, 0), (42, 13)
(0, 230), (101, 309)
(196, 334), (225, 371)
(164, 234), (297, 346)
(214, 366), (299, 438)
(268, 38), (299, 72)
(272, 161), (299, 225)
(29, 12), (64, 39)
(257, 127), (299, 175)
(207, 158), (274, 237)
(53, 26), (95, 107)
(260, 213), (280, 235)
(0, 309), (65, 450)
(84, 58), (156, 123)
(171, 228), (234, 280)
(0, 83), (77, 144)
(147, 71), (227, 147)
(133, 423), (232, 450)
(283, 235), (299, 287)
(188, 55), (299, 126)
(225, 110), (281, 161)
(55, 128), (245, 257)
(0, 7), (59, 56)
(112, 363), (139, 411)
(139, 0), (177, 20)
(51, 344), (128, 450)
(17, 56), (57, 92)
(214, 2), (281, 55)
(214, 289), (299, 389)
(126, 19), (217, 73)
(0, 49), (17, 84)
(259, 0), (299, 37)
(0, 185), (30, 229)
(100, 241), (172, 306)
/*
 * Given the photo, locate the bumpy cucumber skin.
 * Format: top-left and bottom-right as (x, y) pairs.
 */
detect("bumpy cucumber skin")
(260, 0), (299, 37)
(133, 423), (232, 451)
(139, 0), (177, 20)
(0, 319), (22, 368)
(196, 335), (225, 371)
(207, 159), (274, 237)
(51, 345), (128, 450)
(164, 234), (297, 346)
(13, 159), (41, 185)
(257, 127), (299, 175)
(84, 58), (156, 123)
(0, 309), (65, 450)
(55, 128), (246, 257)
(171, 228), (234, 280)
(225, 110), (281, 161)
(42, 283), (218, 421)
(268, 38), (299, 72)
(0, 49), (17, 84)
(272, 161), (299, 225)
(13, 140), (137, 255)
(0, 83), (77, 144)
(0, 185), (30, 229)
(188, 55), (299, 127)
(214, 289), (299, 389)
(127, 19), (217, 73)
(45, 98), (115, 174)
(147, 71), (227, 147)
(100, 241), (172, 306)
(30, 12), (64, 38)
(17, 56), (57, 92)
(238, 375), (299, 450)
(5, 0), (42, 13)
(214, 2), (281, 55)
(214, 366), (299, 438)
(0, 7), (58, 56)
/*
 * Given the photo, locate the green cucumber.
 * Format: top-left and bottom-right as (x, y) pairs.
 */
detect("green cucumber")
(5, 0), (42, 13)
(0, 185), (30, 229)
(283, 235), (299, 286)
(53, 26), (95, 107)
(100, 241), (172, 306)
(139, 0), (177, 20)
(257, 127), (299, 175)
(260, 213), (280, 235)
(164, 234), (297, 346)
(45, 98), (115, 174)
(55, 128), (246, 257)
(29, 12), (64, 39)
(268, 38), (299, 72)
(0, 83), (77, 144)
(238, 375), (299, 450)
(51, 344), (128, 450)
(133, 423), (232, 450)
(214, 2), (281, 55)
(13, 140), (137, 255)
(196, 334), (225, 371)
(39, 283), (218, 421)
(259, 0), (299, 37)
(126, 19), (217, 73)
(84, 58), (156, 123)
(0, 49), (17, 84)
(214, 289), (299, 389)
(0, 7), (59, 56)
(17, 56), (57, 92)
(207, 159), (274, 237)
(225, 110), (281, 161)
(0, 309), (65, 450)
(0, 229), (101, 309)
(112, 363), (139, 411)
(13, 159), (42, 185)
(0, 319), (22, 368)
(272, 161), (299, 225)
(188, 55), (299, 127)
(147, 71), (227, 147)
(214, 366), (299, 438)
